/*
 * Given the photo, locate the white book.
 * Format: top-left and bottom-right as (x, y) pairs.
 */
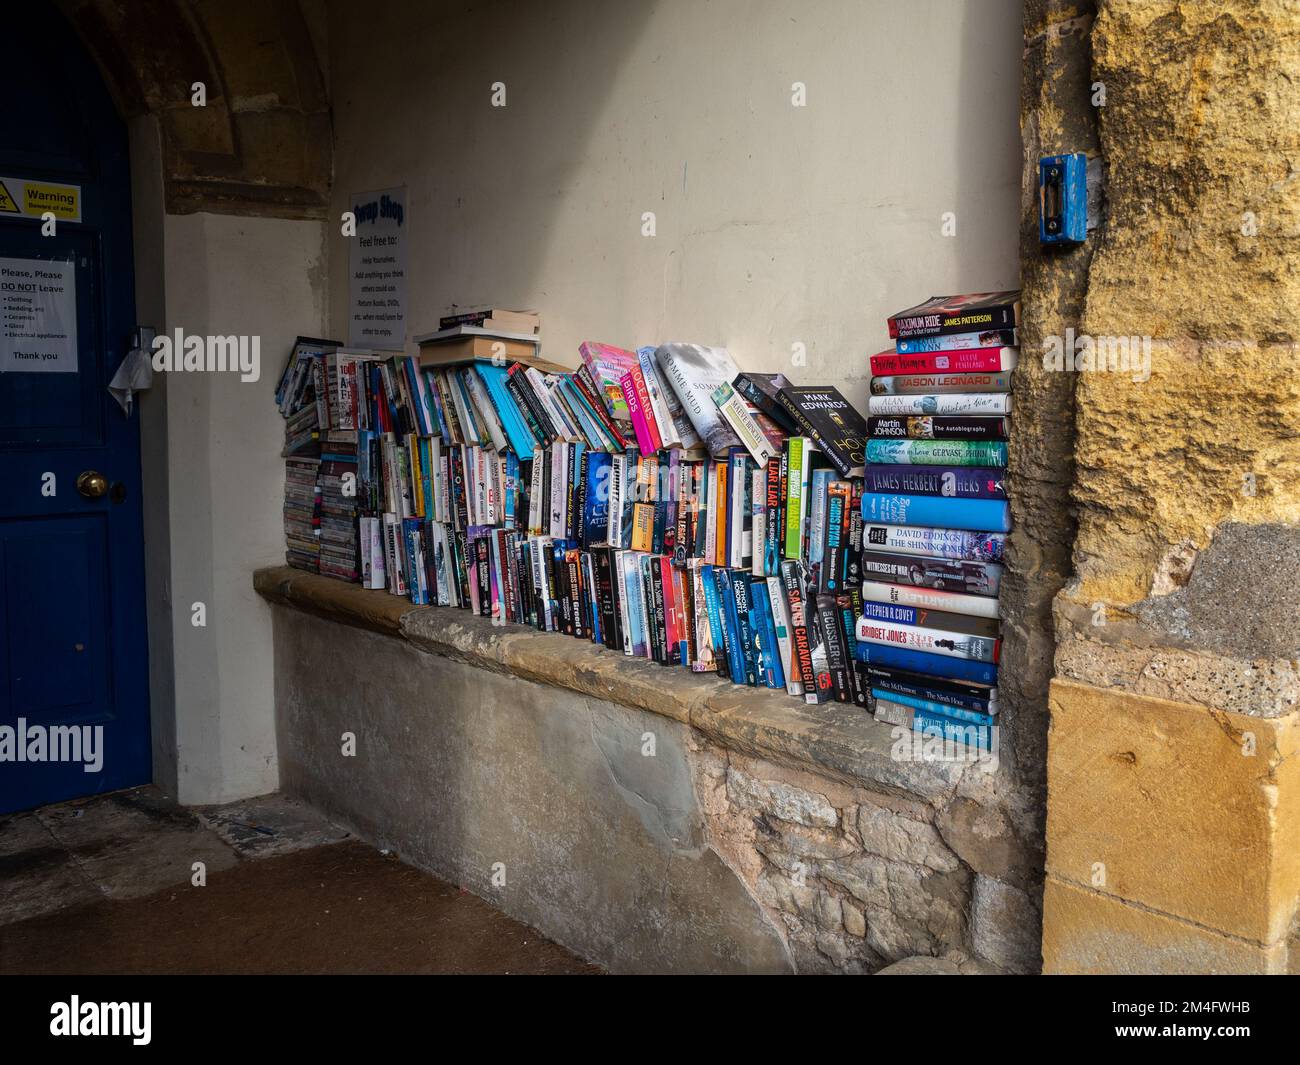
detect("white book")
(549, 443), (568, 538)
(861, 523), (1006, 562)
(860, 580), (1000, 620)
(654, 343), (744, 457)
(463, 367), (509, 452)
(528, 447), (545, 534)
(751, 467), (767, 577)
(854, 616), (998, 663)
(704, 463), (718, 564)
(637, 348), (682, 449)
(867, 392), (1012, 416)
(607, 451), (625, 547)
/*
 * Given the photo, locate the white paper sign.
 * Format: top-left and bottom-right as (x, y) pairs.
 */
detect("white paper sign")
(0, 256), (78, 372)
(348, 186), (407, 350)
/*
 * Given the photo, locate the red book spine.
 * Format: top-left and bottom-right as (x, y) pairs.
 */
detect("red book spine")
(870, 347), (1012, 377)
(619, 366), (661, 453)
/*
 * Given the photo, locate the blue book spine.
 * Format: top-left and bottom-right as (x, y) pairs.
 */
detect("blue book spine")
(873, 689), (996, 727)
(852, 641), (998, 685)
(729, 571), (760, 686)
(475, 363), (538, 455)
(717, 568), (749, 684)
(402, 518), (428, 605)
(863, 464), (1006, 500)
(861, 493), (1011, 533)
(749, 579), (785, 690)
(419, 438), (435, 520)
(860, 600), (925, 625)
(911, 708), (994, 750)
(701, 565), (731, 680)
(808, 468), (834, 565)
(623, 557), (647, 656)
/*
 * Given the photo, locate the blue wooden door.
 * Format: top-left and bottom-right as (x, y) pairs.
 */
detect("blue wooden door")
(0, 3), (151, 812)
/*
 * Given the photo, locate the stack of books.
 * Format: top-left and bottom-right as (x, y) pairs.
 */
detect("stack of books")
(278, 336), (338, 572)
(855, 291), (1020, 749)
(272, 321), (887, 708)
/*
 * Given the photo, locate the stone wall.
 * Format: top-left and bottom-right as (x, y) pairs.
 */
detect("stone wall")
(259, 568), (1041, 974)
(1033, 0), (1300, 973)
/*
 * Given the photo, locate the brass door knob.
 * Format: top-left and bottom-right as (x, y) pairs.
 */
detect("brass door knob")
(77, 470), (109, 498)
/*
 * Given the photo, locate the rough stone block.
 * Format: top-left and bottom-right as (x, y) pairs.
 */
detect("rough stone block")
(1046, 677), (1300, 943)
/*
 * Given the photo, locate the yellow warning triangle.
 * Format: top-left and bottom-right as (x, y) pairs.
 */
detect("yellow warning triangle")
(0, 180), (18, 213)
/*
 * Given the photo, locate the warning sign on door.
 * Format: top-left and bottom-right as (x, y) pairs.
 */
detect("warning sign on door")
(0, 176), (82, 223)
(0, 256), (78, 373)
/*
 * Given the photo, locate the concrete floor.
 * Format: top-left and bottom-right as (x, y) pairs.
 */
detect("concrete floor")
(0, 787), (599, 974)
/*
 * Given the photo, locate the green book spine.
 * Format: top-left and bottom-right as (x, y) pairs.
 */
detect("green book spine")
(784, 437), (805, 559)
(865, 439), (1007, 468)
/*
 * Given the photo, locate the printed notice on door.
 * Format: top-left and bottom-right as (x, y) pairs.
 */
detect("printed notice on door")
(0, 256), (78, 372)
(348, 186), (407, 350)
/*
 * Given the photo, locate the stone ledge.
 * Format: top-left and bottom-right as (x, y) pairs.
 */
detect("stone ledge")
(254, 565), (964, 802)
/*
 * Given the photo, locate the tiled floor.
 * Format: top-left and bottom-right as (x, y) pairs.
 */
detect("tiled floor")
(0, 787), (598, 974)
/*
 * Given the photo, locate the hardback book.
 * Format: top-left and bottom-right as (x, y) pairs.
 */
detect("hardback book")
(860, 493), (1011, 533)
(861, 576), (1000, 619)
(415, 330), (568, 373)
(870, 371), (1015, 396)
(731, 372), (800, 434)
(859, 551), (1003, 596)
(865, 439), (1008, 468)
(873, 698), (995, 751)
(866, 665), (996, 714)
(858, 600), (1000, 638)
(886, 291), (1021, 340)
(712, 380), (783, 465)
(861, 523), (1006, 563)
(654, 343), (744, 457)
(819, 480), (853, 595)
(855, 615), (1000, 663)
(867, 415), (1009, 440)
(895, 329), (1016, 354)
(867, 393), (1011, 417)
(439, 308), (540, 333)
(864, 463), (1006, 500)
(851, 640), (998, 686)
(870, 347), (1017, 377)
(775, 384), (867, 479)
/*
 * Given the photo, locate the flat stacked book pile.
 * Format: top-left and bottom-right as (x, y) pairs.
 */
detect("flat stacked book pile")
(272, 318), (887, 708)
(855, 291), (1020, 749)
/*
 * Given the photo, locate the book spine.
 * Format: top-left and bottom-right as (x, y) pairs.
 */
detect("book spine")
(852, 639), (998, 685)
(869, 679), (994, 718)
(619, 367), (661, 453)
(783, 437), (805, 560)
(861, 579), (1000, 619)
(814, 598), (852, 702)
(819, 481), (851, 594)
(858, 599), (999, 637)
(713, 382), (779, 465)
(867, 416), (1010, 441)
(780, 561), (820, 700)
(862, 522), (1006, 562)
(870, 347), (1016, 376)
(860, 493), (1011, 533)
(765, 576), (802, 696)
(865, 439), (1008, 468)
(749, 579), (785, 690)
(888, 303), (1018, 339)
(717, 567), (748, 683)
(868, 394), (1011, 418)
(729, 571), (759, 686)
(870, 372), (1015, 396)
(855, 615), (1000, 663)
(895, 329), (1016, 354)
(701, 564), (731, 680)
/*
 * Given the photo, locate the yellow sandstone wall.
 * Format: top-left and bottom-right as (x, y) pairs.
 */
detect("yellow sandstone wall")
(1037, 0), (1300, 972)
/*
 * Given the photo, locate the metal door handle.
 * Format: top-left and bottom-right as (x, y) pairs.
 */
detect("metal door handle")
(77, 470), (109, 498)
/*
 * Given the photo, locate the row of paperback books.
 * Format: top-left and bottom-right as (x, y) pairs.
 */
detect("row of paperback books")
(274, 316), (884, 705)
(854, 291), (1020, 749)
